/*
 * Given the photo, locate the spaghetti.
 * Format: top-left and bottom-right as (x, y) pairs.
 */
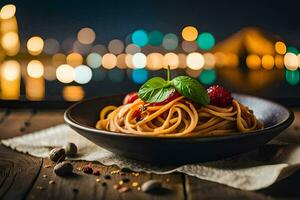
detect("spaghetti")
(96, 96), (263, 137)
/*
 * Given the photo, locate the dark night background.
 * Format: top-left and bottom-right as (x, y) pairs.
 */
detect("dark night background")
(1, 0), (299, 45)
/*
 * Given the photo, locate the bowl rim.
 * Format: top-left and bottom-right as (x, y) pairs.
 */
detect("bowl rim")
(64, 93), (294, 141)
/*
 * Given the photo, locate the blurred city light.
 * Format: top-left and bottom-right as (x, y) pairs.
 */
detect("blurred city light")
(86, 53), (102, 68)
(27, 36), (44, 55)
(132, 68), (149, 84)
(0, 4), (16, 20)
(284, 53), (298, 71)
(148, 30), (163, 46)
(182, 26), (198, 41)
(102, 53), (117, 69)
(163, 53), (179, 69)
(74, 65), (92, 84)
(27, 60), (44, 78)
(186, 52), (204, 70)
(77, 27), (96, 44)
(131, 29), (148, 47)
(162, 33), (178, 50)
(132, 53), (147, 68)
(197, 32), (215, 50)
(56, 64), (74, 83)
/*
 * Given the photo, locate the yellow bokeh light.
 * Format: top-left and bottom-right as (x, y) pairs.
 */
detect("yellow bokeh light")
(1, 60), (20, 81)
(275, 55), (284, 69)
(182, 26), (198, 41)
(261, 55), (274, 70)
(275, 41), (286, 55)
(146, 53), (163, 70)
(1, 31), (19, 56)
(77, 27), (96, 44)
(0, 17), (18, 33)
(0, 4), (16, 20)
(27, 36), (44, 56)
(125, 54), (134, 69)
(226, 53), (239, 68)
(214, 52), (227, 67)
(203, 52), (215, 69)
(66, 52), (83, 67)
(52, 53), (66, 66)
(177, 53), (187, 69)
(163, 53), (179, 69)
(284, 53), (298, 71)
(27, 60), (44, 78)
(56, 64), (74, 83)
(26, 77), (45, 101)
(116, 53), (127, 69)
(246, 54), (261, 70)
(63, 86), (85, 101)
(102, 53), (117, 69)
(186, 52), (204, 70)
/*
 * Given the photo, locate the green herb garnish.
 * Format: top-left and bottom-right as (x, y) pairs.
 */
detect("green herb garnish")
(138, 66), (210, 105)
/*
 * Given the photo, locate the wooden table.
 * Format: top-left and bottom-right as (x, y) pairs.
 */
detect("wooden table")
(0, 109), (300, 200)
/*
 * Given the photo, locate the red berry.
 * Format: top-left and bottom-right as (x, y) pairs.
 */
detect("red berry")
(123, 92), (138, 104)
(150, 90), (181, 106)
(207, 85), (233, 107)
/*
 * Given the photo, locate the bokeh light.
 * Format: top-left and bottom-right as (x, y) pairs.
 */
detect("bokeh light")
(108, 39), (124, 54)
(116, 54), (127, 69)
(284, 53), (298, 71)
(287, 46), (299, 55)
(131, 29), (148, 47)
(285, 69), (299, 86)
(66, 52), (83, 67)
(275, 41), (286, 55)
(63, 86), (85, 101)
(91, 44), (107, 54)
(148, 30), (163, 46)
(108, 68), (124, 82)
(132, 68), (149, 84)
(132, 53), (147, 69)
(56, 64), (74, 83)
(197, 32), (215, 50)
(52, 53), (66, 67)
(1, 60), (20, 81)
(261, 55), (274, 70)
(125, 54), (134, 69)
(226, 53), (239, 68)
(73, 41), (91, 55)
(178, 53), (187, 69)
(44, 38), (60, 54)
(214, 52), (227, 67)
(185, 68), (201, 78)
(27, 36), (44, 56)
(102, 53), (117, 69)
(74, 65), (92, 84)
(1, 31), (20, 56)
(186, 52), (204, 70)
(199, 69), (216, 85)
(203, 52), (215, 69)
(147, 53), (164, 70)
(181, 26), (198, 41)
(27, 60), (44, 78)
(275, 55), (284, 69)
(125, 43), (141, 54)
(44, 66), (56, 81)
(163, 53), (179, 69)
(0, 4), (16, 20)
(181, 41), (198, 53)
(162, 33), (178, 50)
(77, 27), (96, 44)
(246, 54), (261, 70)
(86, 53), (102, 68)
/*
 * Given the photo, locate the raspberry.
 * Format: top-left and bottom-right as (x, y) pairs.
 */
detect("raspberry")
(207, 85), (233, 107)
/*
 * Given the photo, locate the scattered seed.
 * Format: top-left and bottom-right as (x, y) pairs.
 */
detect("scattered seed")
(93, 170), (100, 176)
(111, 170), (120, 174)
(132, 172), (140, 177)
(54, 161), (73, 176)
(82, 166), (93, 174)
(42, 174), (48, 179)
(122, 178), (130, 183)
(113, 184), (122, 190)
(49, 180), (55, 185)
(118, 186), (130, 193)
(104, 175), (111, 180)
(141, 180), (162, 193)
(77, 167), (82, 171)
(166, 178), (170, 182)
(36, 186), (44, 190)
(72, 188), (79, 193)
(96, 178), (101, 183)
(102, 182), (107, 187)
(64, 142), (78, 157)
(44, 164), (51, 168)
(132, 182), (139, 187)
(49, 148), (66, 162)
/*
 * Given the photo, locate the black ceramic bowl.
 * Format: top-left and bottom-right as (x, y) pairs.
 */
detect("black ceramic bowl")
(64, 94), (294, 165)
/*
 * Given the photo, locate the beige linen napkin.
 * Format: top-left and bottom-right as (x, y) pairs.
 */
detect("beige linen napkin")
(1, 124), (300, 191)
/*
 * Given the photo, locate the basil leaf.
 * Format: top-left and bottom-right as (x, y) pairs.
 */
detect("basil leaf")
(172, 76), (210, 105)
(138, 77), (174, 103)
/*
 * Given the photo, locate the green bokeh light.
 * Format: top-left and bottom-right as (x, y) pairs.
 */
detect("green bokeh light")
(197, 32), (215, 50)
(199, 69), (216, 85)
(148, 30), (163, 46)
(162, 33), (178, 50)
(287, 46), (299, 55)
(285, 69), (300, 86)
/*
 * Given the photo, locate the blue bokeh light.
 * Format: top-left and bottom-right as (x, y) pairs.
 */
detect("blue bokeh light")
(132, 68), (149, 84)
(131, 30), (149, 47)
